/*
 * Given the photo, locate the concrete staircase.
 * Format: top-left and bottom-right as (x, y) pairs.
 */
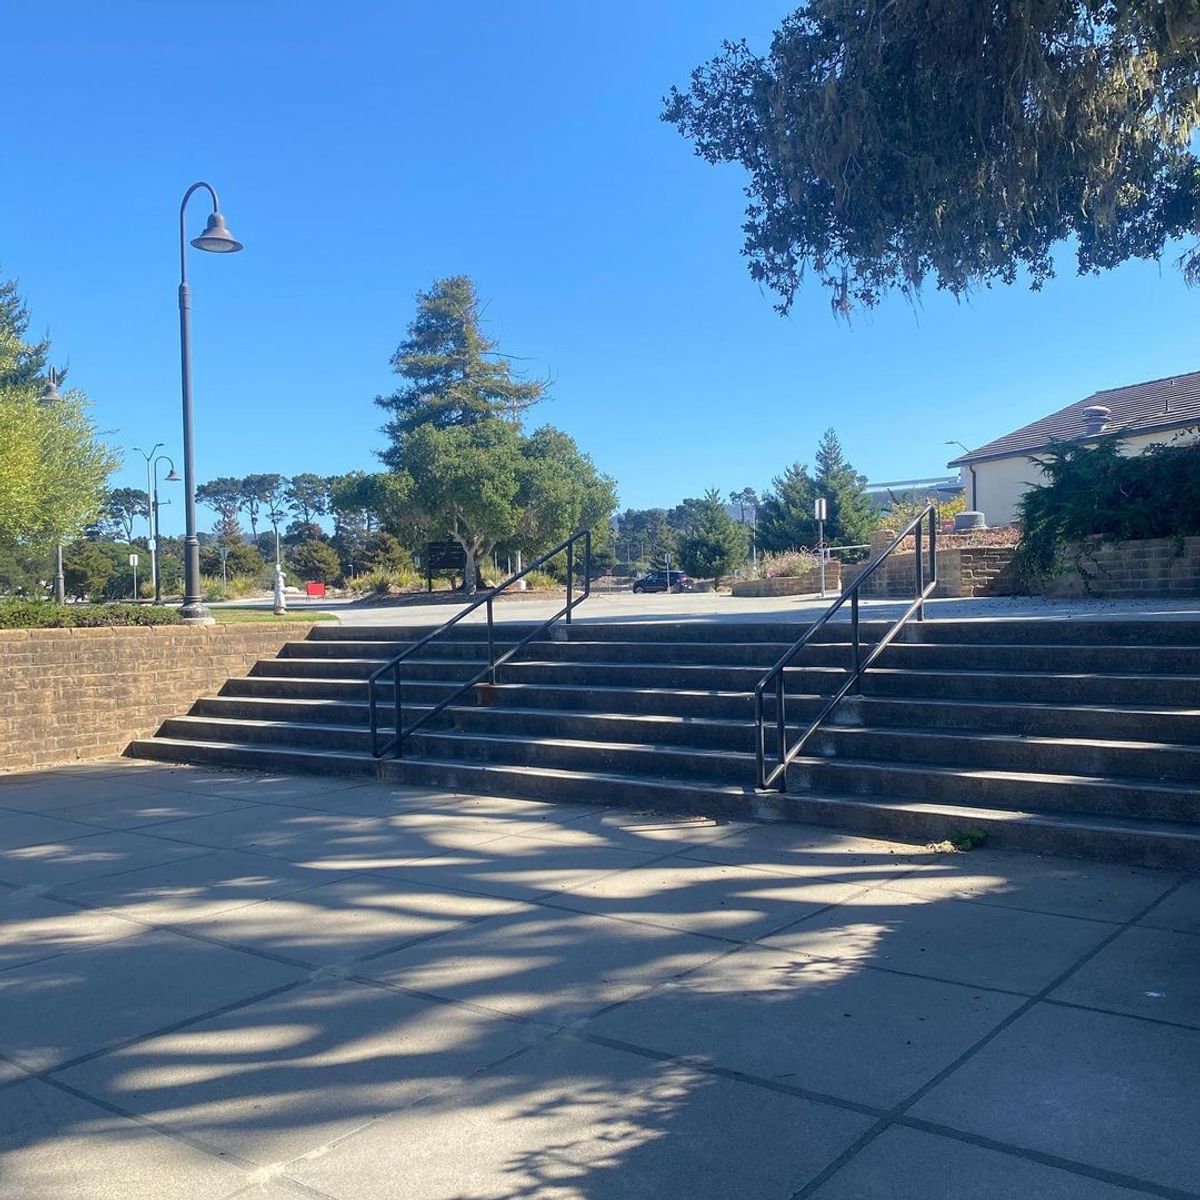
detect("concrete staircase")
(128, 618), (1200, 869)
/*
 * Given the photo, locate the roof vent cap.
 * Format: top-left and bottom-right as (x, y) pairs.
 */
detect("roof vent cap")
(1081, 404), (1111, 435)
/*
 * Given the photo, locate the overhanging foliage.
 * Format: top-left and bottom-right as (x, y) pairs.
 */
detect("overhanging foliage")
(665, 2), (1200, 314)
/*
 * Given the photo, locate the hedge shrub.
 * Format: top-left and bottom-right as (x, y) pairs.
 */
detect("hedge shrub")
(0, 601), (182, 629)
(1016, 435), (1200, 579)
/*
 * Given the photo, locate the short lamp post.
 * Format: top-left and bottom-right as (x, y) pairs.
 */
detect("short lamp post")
(177, 182), (243, 623)
(152, 455), (180, 603)
(132, 442), (163, 598)
(38, 368), (67, 604)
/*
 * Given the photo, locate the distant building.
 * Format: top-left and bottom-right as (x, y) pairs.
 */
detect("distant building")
(948, 371), (1200, 526)
(864, 476), (963, 514)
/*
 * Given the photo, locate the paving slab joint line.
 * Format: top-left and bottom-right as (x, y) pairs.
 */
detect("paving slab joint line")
(788, 871), (1195, 1200)
(10, 978), (312, 1090)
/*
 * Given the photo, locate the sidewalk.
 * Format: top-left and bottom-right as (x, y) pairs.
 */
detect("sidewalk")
(1, 760), (1196, 1198)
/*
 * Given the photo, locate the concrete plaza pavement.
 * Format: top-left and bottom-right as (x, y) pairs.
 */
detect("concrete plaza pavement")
(0, 759), (1197, 1198)
(243, 589), (1200, 627)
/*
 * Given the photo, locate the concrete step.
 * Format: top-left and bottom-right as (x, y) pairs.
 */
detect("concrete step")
(307, 617), (1200, 648)
(812, 725), (1200, 784)
(859, 667), (1200, 706)
(191, 695), (767, 751)
(874, 641), (1200, 675)
(900, 618), (1200, 647)
(787, 756), (1200, 824)
(377, 758), (1200, 872)
(220, 676), (466, 702)
(836, 696), (1200, 745)
(125, 735), (377, 777)
(122, 740), (1200, 871)
(251, 657), (485, 682)
(306, 620), (854, 646)
(405, 729), (752, 785)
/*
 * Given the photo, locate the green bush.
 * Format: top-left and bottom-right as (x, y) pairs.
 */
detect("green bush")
(349, 567), (422, 595)
(0, 601), (181, 628)
(521, 569), (561, 590)
(1016, 435), (1200, 580)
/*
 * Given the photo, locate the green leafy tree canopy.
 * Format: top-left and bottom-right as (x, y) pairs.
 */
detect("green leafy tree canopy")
(0, 272), (116, 552)
(665, 3), (1200, 314)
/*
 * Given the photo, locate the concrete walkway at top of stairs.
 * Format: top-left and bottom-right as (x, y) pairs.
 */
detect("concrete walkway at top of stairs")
(243, 590), (1200, 627)
(1, 758), (1198, 1199)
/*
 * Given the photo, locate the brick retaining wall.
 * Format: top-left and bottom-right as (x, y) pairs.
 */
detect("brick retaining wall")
(1032, 536), (1200, 598)
(0, 622), (317, 773)
(730, 562), (840, 598)
(843, 548), (1017, 599)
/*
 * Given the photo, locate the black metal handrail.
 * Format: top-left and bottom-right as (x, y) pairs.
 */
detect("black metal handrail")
(753, 506), (938, 790)
(368, 529), (592, 758)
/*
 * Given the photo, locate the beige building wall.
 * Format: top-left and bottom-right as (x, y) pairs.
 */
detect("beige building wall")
(962, 428), (1199, 527)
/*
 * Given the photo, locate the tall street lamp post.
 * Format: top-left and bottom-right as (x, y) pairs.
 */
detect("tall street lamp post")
(39, 368), (67, 604)
(151, 455), (180, 603)
(178, 182), (243, 623)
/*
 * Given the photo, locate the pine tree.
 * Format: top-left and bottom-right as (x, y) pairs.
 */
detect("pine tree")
(196, 478), (244, 544)
(676, 489), (749, 586)
(376, 276), (544, 466)
(814, 428), (874, 545)
(0, 271), (48, 391)
(756, 462), (817, 552)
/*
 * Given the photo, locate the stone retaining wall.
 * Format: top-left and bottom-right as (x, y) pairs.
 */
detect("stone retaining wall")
(0, 622), (317, 773)
(843, 548), (1017, 599)
(1032, 536), (1200, 598)
(731, 562), (841, 598)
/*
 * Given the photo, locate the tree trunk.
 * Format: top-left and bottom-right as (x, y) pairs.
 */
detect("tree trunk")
(454, 534), (479, 593)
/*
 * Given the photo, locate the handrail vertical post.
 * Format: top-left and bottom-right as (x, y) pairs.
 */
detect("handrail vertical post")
(393, 663), (403, 757)
(584, 530), (591, 601)
(851, 589), (861, 692)
(486, 595), (496, 684)
(566, 539), (574, 623)
(775, 675), (786, 792)
(915, 516), (925, 621)
(928, 508), (937, 590)
(754, 689), (766, 789)
(368, 676), (378, 756)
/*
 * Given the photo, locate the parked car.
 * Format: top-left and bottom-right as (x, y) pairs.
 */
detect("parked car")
(632, 570), (693, 594)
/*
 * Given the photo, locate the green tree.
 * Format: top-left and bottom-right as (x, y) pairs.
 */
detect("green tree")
(814, 428), (873, 545)
(376, 275), (544, 462)
(391, 418), (524, 592)
(512, 426), (618, 560)
(728, 487), (759, 525)
(328, 471), (378, 576)
(62, 539), (132, 601)
(614, 508), (676, 567)
(664, 3), (1200, 314)
(196, 477), (244, 544)
(0, 275), (116, 555)
(103, 487), (149, 544)
(675, 489), (749, 586)
(239, 473), (284, 544)
(285, 472), (328, 535)
(199, 540), (264, 578)
(756, 462), (817, 552)
(289, 538), (343, 584)
(259, 474), (290, 560)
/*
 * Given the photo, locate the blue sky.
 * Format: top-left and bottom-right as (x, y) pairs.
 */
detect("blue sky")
(4, 1), (1198, 537)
